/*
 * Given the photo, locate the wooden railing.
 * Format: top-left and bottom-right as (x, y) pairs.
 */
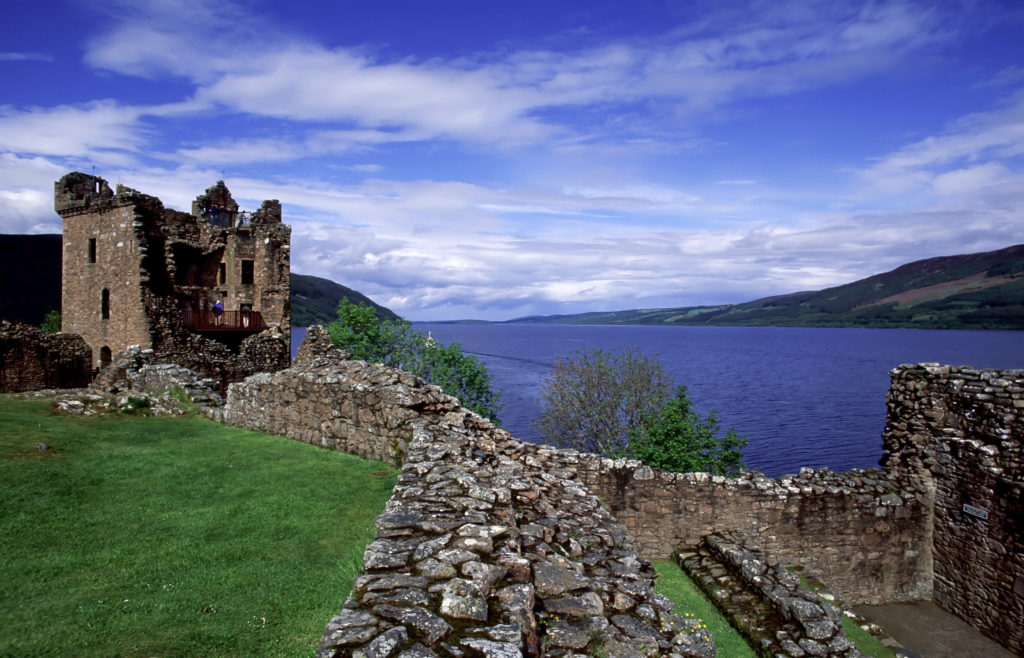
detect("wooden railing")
(182, 309), (264, 332)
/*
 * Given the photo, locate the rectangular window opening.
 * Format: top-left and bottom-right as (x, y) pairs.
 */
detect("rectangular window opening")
(88, 238), (97, 264)
(241, 260), (254, 285)
(219, 262), (226, 285)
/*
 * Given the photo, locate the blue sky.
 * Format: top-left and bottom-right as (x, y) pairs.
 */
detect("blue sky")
(2, 0), (1023, 320)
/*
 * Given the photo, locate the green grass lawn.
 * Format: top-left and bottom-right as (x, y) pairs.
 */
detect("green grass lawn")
(653, 560), (757, 658)
(0, 396), (397, 657)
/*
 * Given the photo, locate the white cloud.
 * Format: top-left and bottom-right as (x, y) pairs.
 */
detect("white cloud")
(856, 92), (1024, 198)
(175, 138), (307, 166)
(932, 162), (1015, 196)
(74, 0), (963, 155)
(0, 101), (145, 161)
(0, 155), (66, 233)
(0, 52), (53, 62)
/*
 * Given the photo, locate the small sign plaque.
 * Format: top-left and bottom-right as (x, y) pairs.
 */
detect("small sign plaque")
(963, 503), (989, 520)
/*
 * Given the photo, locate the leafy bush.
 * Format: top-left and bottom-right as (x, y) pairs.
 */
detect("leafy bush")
(40, 309), (61, 334)
(327, 299), (502, 422)
(630, 385), (745, 476)
(536, 347), (744, 474)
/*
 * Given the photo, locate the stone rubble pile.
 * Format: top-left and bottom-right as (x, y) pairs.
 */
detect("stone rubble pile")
(680, 533), (864, 658)
(46, 388), (186, 417)
(91, 345), (224, 406)
(23, 345), (227, 416)
(318, 414), (716, 657)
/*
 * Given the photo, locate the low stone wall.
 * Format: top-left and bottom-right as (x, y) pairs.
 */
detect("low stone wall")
(0, 321), (92, 392)
(883, 364), (1023, 655)
(90, 328), (291, 396)
(222, 328), (714, 656)
(682, 533), (860, 657)
(319, 422), (715, 657)
(573, 460), (931, 605)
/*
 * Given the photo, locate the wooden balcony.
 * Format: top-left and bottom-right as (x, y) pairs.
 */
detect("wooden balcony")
(182, 309), (264, 332)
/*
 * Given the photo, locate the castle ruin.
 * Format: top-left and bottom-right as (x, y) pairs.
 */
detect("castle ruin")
(53, 172), (291, 386)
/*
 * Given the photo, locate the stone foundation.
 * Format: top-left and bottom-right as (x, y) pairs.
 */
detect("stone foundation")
(681, 533), (861, 657)
(574, 460), (931, 605)
(0, 321), (92, 392)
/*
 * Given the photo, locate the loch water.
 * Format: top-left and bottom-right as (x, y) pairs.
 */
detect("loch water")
(292, 324), (1023, 477)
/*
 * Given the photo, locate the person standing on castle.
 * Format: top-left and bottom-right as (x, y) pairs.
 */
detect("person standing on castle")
(213, 299), (224, 326)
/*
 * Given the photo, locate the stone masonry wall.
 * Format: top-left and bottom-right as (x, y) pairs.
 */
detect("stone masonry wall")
(220, 327), (715, 657)
(573, 459), (931, 606)
(882, 364), (1023, 655)
(0, 321), (92, 392)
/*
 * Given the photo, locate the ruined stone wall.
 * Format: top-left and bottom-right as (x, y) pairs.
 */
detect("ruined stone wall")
(572, 458), (931, 605)
(0, 321), (92, 392)
(58, 174), (153, 367)
(220, 329), (714, 657)
(218, 333), (1021, 653)
(883, 364), (1023, 655)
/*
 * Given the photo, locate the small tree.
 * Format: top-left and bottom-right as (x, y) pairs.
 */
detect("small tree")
(326, 298), (414, 366)
(536, 347), (745, 475)
(629, 385), (746, 476)
(327, 299), (502, 422)
(40, 310), (61, 334)
(534, 348), (671, 456)
(415, 339), (502, 422)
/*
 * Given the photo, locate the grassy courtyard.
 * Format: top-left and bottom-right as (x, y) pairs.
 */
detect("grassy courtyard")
(0, 393), (820, 657)
(0, 396), (397, 657)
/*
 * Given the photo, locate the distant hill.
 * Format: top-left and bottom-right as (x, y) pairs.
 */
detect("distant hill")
(0, 234), (399, 328)
(291, 273), (400, 326)
(0, 234), (62, 325)
(507, 244), (1024, 330)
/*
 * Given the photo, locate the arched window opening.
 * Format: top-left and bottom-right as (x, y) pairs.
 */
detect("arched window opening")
(101, 288), (110, 320)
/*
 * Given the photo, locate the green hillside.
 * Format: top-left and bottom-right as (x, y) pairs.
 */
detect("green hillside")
(509, 244), (1024, 330)
(0, 234), (62, 325)
(291, 273), (400, 326)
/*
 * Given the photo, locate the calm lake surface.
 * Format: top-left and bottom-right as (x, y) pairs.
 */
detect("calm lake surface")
(292, 325), (1023, 476)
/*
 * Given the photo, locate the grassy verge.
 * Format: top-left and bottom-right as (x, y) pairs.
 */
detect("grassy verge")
(842, 617), (896, 658)
(653, 560), (757, 658)
(793, 569), (896, 658)
(0, 396), (397, 657)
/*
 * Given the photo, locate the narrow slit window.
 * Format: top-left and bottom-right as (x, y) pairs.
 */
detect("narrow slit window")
(101, 288), (110, 320)
(88, 238), (97, 263)
(219, 262), (226, 285)
(241, 260), (254, 285)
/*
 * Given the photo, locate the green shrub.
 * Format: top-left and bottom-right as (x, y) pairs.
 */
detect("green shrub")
(40, 309), (61, 334)
(327, 299), (502, 421)
(630, 385), (745, 476)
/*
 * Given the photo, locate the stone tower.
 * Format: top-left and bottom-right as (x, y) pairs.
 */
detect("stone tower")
(55, 172), (290, 371)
